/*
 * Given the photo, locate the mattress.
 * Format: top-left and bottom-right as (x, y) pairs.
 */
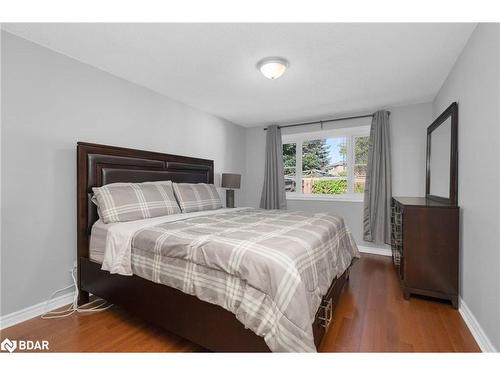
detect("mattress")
(89, 208), (359, 352)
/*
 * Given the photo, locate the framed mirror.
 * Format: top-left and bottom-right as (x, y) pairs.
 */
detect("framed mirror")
(426, 102), (458, 205)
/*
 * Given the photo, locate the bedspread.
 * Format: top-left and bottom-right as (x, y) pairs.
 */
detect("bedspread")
(128, 208), (359, 352)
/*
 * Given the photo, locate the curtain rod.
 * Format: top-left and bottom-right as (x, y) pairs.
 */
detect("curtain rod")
(263, 111), (390, 131)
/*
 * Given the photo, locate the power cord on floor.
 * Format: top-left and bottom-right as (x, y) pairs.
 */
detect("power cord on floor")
(41, 266), (113, 319)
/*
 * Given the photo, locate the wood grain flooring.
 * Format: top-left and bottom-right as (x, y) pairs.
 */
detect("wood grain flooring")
(0, 254), (479, 352)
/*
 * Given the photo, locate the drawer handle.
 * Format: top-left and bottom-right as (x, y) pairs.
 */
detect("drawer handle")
(318, 298), (333, 328)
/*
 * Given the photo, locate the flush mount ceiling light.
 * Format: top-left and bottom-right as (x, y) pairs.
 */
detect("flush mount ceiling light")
(256, 57), (289, 80)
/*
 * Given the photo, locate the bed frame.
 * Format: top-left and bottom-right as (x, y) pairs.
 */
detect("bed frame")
(77, 142), (351, 352)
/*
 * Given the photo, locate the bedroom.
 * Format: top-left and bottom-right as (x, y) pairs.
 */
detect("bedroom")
(0, 1), (499, 372)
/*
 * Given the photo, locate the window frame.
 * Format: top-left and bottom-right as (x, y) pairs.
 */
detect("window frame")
(282, 125), (370, 202)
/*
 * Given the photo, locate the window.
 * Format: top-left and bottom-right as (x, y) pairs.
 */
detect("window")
(353, 135), (369, 193)
(282, 126), (370, 200)
(283, 143), (297, 192)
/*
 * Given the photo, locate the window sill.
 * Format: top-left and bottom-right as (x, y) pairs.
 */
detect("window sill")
(286, 193), (364, 203)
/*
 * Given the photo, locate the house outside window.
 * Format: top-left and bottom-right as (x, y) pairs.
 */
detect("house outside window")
(282, 125), (370, 201)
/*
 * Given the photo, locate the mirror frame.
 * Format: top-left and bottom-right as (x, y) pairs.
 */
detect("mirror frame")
(426, 102), (458, 205)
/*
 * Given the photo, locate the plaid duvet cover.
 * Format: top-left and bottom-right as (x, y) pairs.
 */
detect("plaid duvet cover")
(130, 208), (359, 352)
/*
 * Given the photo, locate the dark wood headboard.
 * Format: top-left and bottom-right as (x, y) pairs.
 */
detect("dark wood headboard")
(76, 142), (214, 263)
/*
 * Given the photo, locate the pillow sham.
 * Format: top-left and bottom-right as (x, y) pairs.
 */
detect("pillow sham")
(172, 183), (222, 213)
(90, 194), (104, 220)
(92, 181), (181, 223)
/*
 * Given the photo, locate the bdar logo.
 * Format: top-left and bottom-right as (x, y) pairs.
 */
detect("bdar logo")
(1, 338), (17, 353)
(0, 338), (49, 352)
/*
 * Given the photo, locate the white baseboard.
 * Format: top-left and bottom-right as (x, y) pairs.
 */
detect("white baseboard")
(0, 291), (74, 330)
(358, 245), (392, 257)
(459, 297), (497, 352)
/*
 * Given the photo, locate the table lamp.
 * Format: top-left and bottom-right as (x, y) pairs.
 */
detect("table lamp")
(221, 173), (241, 208)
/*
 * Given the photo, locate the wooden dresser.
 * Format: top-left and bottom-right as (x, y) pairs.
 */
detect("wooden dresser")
(391, 197), (459, 308)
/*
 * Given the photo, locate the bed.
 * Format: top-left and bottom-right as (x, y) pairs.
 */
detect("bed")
(77, 142), (359, 352)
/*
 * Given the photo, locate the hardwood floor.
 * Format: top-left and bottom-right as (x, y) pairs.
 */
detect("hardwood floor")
(319, 254), (479, 352)
(0, 254), (479, 352)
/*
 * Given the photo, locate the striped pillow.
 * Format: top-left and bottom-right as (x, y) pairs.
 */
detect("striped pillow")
(92, 181), (181, 223)
(173, 183), (222, 213)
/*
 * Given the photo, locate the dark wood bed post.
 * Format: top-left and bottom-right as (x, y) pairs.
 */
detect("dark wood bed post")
(76, 142), (352, 352)
(77, 144), (90, 305)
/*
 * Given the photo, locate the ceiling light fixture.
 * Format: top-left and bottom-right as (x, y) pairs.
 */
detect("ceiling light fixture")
(256, 57), (289, 80)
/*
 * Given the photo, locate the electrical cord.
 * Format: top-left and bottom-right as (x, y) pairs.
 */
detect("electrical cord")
(41, 266), (113, 319)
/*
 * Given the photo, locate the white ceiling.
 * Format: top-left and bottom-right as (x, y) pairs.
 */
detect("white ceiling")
(3, 23), (475, 127)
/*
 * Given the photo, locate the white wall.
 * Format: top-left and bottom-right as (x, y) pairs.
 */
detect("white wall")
(0, 32), (246, 316)
(432, 23), (499, 351)
(244, 102), (433, 248)
(390, 103), (433, 197)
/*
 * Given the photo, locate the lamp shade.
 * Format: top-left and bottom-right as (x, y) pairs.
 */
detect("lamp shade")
(221, 173), (241, 189)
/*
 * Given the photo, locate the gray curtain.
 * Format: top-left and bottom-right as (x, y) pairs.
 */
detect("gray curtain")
(260, 125), (287, 209)
(363, 110), (392, 244)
